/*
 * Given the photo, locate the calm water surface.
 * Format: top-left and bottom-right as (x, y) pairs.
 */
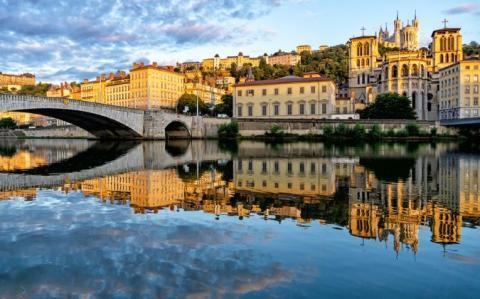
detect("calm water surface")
(0, 139), (479, 298)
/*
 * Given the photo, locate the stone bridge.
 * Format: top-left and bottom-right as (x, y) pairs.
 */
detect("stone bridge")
(0, 94), (229, 139)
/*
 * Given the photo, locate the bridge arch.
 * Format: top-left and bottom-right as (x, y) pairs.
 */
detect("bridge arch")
(165, 120), (191, 139)
(0, 94), (144, 138)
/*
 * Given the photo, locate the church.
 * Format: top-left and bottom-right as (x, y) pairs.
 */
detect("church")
(348, 13), (464, 121)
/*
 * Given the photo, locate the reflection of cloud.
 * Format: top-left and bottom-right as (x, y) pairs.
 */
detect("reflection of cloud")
(0, 191), (293, 298)
(445, 252), (480, 264)
(444, 3), (479, 15)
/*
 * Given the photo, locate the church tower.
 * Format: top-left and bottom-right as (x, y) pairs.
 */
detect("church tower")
(431, 23), (463, 72)
(394, 12), (402, 48)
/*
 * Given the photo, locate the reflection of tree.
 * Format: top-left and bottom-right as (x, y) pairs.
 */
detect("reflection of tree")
(359, 157), (415, 182)
(176, 162), (217, 182)
(0, 145), (17, 157)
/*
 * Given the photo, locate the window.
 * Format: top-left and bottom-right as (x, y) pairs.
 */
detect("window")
(248, 160), (253, 171)
(466, 75), (471, 83)
(322, 86), (327, 93)
(310, 163), (316, 174)
(262, 181), (267, 187)
(262, 89), (267, 96)
(474, 75), (479, 83)
(311, 86), (316, 93)
(466, 86), (471, 94)
(475, 97), (479, 106)
(287, 162), (292, 174)
(310, 102), (316, 114)
(237, 90), (242, 96)
(474, 85), (479, 94)
(262, 104), (267, 116)
(300, 87), (304, 94)
(274, 161), (279, 173)
(321, 163), (327, 175)
(246, 89), (254, 96)
(237, 106), (242, 116)
(274, 104), (279, 115)
(287, 103), (293, 115)
(322, 103), (327, 114)
(262, 161), (267, 173)
(287, 183), (292, 189)
(248, 105), (253, 116)
(274, 88), (279, 95)
(274, 182), (279, 188)
(287, 87), (292, 95)
(465, 97), (471, 106)
(343, 107), (348, 114)
(299, 103), (305, 115)
(299, 162), (305, 174)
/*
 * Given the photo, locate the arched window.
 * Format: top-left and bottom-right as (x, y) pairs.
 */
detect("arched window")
(357, 59), (360, 67)
(451, 53), (454, 62)
(440, 37), (446, 51)
(362, 73), (365, 84)
(420, 65), (425, 78)
(361, 58), (365, 66)
(401, 64), (409, 77)
(449, 36), (454, 51)
(357, 75), (360, 85)
(412, 92), (417, 109)
(440, 54), (444, 63)
(412, 64), (419, 77)
(366, 58), (369, 66)
(384, 67), (389, 80)
(392, 65), (398, 78)
(446, 54), (449, 63)
(357, 42), (363, 56)
(364, 42), (369, 55)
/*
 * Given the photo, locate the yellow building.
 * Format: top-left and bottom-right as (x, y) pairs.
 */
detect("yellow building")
(296, 44), (312, 54)
(234, 74), (336, 119)
(431, 28), (463, 72)
(202, 52), (264, 71)
(268, 52), (301, 66)
(129, 62), (185, 109)
(184, 81), (226, 106)
(46, 82), (72, 98)
(438, 58), (480, 120)
(105, 72), (130, 107)
(0, 72), (35, 88)
(347, 35), (380, 105)
(80, 75), (107, 103)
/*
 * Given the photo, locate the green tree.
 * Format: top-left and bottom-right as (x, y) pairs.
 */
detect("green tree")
(359, 93), (416, 119)
(213, 94), (233, 117)
(0, 117), (17, 129)
(176, 93), (209, 115)
(463, 41), (480, 57)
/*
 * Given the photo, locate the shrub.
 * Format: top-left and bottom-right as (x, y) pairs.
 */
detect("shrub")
(323, 125), (334, 138)
(395, 129), (408, 137)
(218, 122), (239, 138)
(335, 124), (349, 136)
(351, 124), (366, 140)
(385, 129), (396, 137)
(369, 124), (383, 140)
(430, 127), (437, 136)
(265, 125), (285, 138)
(406, 123), (420, 136)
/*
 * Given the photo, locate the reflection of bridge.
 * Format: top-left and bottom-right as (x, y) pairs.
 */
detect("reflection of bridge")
(0, 141), (231, 191)
(0, 94), (229, 139)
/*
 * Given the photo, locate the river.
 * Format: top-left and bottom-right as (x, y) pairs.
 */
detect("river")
(0, 139), (479, 298)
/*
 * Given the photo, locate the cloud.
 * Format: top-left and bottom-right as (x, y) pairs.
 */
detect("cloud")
(444, 3), (479, 15)
(0, 0), (285, 82)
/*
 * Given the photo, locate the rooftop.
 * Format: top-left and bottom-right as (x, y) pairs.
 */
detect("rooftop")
(235, 75), (332, 87)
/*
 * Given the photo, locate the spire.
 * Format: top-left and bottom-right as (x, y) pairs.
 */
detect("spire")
(414, 9), (417, 19)
(396, 10), (399, 20)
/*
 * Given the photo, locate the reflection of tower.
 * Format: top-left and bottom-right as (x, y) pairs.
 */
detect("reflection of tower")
(431, 205), (462, 244)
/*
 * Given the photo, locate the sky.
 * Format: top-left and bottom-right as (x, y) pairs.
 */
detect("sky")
(0, 0), (479, 83)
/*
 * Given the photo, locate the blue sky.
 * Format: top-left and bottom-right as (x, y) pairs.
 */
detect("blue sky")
(0, 0), (478, 83)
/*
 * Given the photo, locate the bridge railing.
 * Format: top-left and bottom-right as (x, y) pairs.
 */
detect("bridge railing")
(0, 93), (144, 113)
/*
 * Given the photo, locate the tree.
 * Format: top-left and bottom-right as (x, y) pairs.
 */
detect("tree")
(463, 41), (480, 57)
(359, 93), (416, 119)
(0, 117), (17, 129)
(176, 93), (209, 115)
(213, 94), (233, 117)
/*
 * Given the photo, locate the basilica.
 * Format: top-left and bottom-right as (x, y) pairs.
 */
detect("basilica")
(348, 13), (467, 121)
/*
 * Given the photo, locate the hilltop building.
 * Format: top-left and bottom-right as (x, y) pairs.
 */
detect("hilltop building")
(348, 14), (472, 121)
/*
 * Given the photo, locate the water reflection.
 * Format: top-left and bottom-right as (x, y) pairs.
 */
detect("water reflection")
(1, 140), (480, 297)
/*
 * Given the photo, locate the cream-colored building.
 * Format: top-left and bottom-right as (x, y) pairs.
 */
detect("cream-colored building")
(202, 52), (264, 71)
(234, 74), (336, 119)
(438, 59), (480, 120)
(0, 72), (35, 88)
(80, 75), (107, 103)
(129, 62), (185, 109)
(296, 44), (312, 54)
(184, 81), (225, 106)
(105, 72), (130, 107)
(268, 52), (301, 66)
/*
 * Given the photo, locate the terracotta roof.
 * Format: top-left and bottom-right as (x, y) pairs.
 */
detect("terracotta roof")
(234, 75), (332, 87)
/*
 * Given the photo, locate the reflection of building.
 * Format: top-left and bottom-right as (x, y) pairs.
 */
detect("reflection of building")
(0, 150), (47, 171)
